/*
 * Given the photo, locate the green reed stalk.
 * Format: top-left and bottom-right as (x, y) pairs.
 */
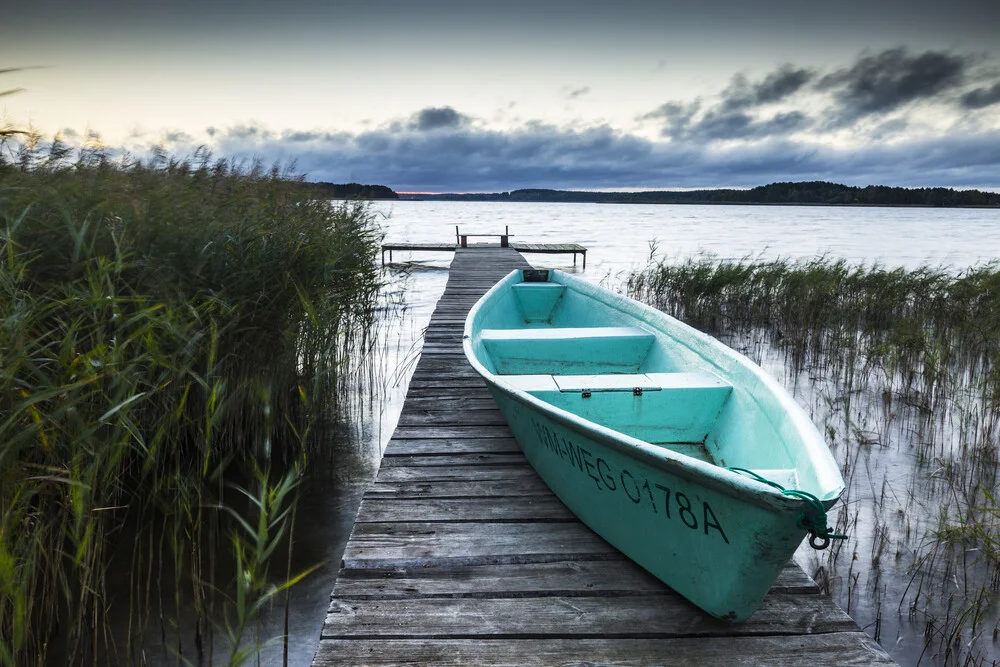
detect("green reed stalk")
(627, 254), (1000, 663)
(0, 140), (385, 664)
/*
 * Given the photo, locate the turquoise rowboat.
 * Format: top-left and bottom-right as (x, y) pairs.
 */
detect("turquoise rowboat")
(463, 268), (845, 622)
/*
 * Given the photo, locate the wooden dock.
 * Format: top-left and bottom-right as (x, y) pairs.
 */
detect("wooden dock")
(313, 247), (895, 666)
(381, 241), (588, 268)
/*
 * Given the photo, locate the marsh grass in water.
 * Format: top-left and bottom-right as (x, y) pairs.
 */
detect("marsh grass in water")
(627, 255), (1000, 665)
(0, 137), (385, 665)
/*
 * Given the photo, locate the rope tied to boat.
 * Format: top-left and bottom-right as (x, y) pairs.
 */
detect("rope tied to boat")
(726, 467), (847, 550)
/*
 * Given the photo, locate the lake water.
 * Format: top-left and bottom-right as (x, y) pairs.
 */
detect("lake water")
(368, 202), (1000, 667)
(375, 201), (1000, 277)
(138, 202), (999, 666)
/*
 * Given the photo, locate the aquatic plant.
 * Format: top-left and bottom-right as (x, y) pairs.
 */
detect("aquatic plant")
(0, 139), (385, 664)
(627, 255), (1000, 665)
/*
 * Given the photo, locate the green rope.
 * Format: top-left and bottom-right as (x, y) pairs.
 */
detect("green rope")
(727, 467), (848, 550)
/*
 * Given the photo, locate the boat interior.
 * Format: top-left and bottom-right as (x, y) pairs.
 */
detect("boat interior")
(474, 271), (803, 491)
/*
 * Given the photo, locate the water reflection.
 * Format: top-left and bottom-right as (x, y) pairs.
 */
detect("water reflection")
(756, 328), (1000, 666)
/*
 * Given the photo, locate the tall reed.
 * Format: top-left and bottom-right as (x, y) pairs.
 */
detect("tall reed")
(627, 255), (1000, 665)
(627, 255), (1000, 405)
(0, 139), (385, 664)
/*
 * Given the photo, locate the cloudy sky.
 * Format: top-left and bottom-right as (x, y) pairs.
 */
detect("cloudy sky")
(3, 0), (1000, 191)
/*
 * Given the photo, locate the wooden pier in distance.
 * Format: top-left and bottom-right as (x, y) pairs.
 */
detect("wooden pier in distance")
(312, 247), (895, 666)
(381, 228), (587, 268)
(381, 241), (588, 268)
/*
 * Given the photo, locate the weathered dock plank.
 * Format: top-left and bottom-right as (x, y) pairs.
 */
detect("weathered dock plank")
(372, 465), (542, 484)
(312, 247), (894, 666)
(331, 560), (819, 599)
(379, 437), (521, 455)
(402, 386), (494, 399)
(354, 495), (577, 523)
(314, 635), (895, 666)
(388, 424), (512, 439)
(365, 478), (554, 499)
(323, 593), (858, 638)
(396, 408), (509, 425)
(378, 453), (528, 467)
(339, 520), (619, 569)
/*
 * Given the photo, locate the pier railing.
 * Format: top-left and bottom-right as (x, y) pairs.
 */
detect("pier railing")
(456, 225), (512, 247)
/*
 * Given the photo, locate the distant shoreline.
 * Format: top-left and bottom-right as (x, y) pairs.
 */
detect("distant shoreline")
(307, 180), (1000, 208)
(596, 200), (1000, 209)
(399, 198), (1000, 209)
(399, 181), (1000, 208)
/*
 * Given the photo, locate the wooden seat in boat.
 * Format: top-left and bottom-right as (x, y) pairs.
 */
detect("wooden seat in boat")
(499, 371), (733, 444)
(480, 326), (655, 374)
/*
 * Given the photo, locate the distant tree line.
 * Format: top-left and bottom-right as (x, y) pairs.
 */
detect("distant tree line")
(305, 182), (398, 199)
(711, 182), (999, 207)
(408, 181), (998, 207)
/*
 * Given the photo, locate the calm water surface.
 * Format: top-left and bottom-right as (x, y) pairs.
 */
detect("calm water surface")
(376, 201), (1000, 276)
(369, 202), (1000, 667)
(152, 203), (997, 666)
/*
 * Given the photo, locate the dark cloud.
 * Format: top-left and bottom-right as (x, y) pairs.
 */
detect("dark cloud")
(409, 106), (469, 131)
(818, 48), (970, 123)
(566, 87), (591, 99)
(754, 66), (815, 104)
(202, 113), (1000, 191)
(644, 49), (996, 143)
(684, 110), (756, 140)
(644, 99), (811, 142)
(643, 63), (817, 143)
(211, 119), (663, 190)
(960, 82), (1000, 109)
(721, 65), (814, 111)
(679, 110), (811, 142)
(869, 118), (909, 140)
(284, 130), (320, 142)
(642, 101), (701, 137)
(164, 131), (193, 143)
(280, 129), (351, 143)
(753, 111), (811, 137)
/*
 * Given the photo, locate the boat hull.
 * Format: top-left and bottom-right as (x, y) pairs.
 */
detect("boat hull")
(490, 387), (805, 622)
(463, 268), (844, 622)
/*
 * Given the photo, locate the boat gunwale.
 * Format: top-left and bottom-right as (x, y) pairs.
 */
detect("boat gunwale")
(462, 269), (845, 513)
